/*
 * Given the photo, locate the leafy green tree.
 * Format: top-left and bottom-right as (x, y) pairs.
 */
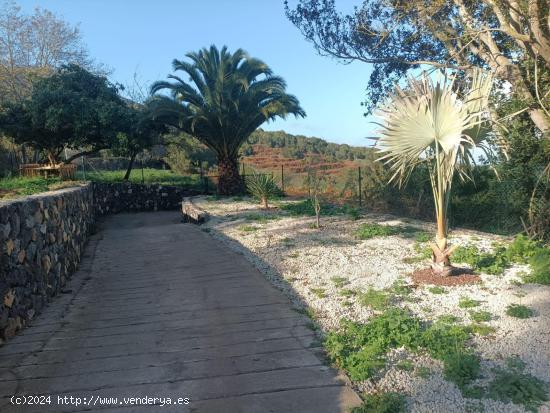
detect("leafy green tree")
(285, 0), (550, 135)
(112, 105), (166, 180)
(0, 64), (127, 165)
(148, 45), (305, 195)
(375, 70), (496, 275)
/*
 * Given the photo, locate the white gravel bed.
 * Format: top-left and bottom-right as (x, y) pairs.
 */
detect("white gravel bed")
(194, 196), (550, 413)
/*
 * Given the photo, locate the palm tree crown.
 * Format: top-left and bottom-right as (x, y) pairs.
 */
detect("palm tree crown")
(375, 69), (495, 275)
(149, 45), (305, 194)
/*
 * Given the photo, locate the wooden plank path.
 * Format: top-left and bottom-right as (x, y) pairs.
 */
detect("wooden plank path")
(0, 211), (361, 412)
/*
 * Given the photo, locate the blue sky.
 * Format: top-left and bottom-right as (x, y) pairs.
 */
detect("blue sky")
(18, 0), (374, 146)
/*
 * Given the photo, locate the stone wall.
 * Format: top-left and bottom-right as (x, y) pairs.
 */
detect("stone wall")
(92, 182), (202, 215)
(0, 182), (202, 343)
(0, 185), (94, 342)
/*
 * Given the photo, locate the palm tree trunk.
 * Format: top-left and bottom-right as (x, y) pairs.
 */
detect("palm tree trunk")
(217, 155), (243, 195)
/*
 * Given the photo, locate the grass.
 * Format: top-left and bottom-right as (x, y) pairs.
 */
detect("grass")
(310, 288), (327, 299)
(505, 304), (535, 319)
(396, 359), (414, 371)
(238, 225), (259, 232)
(351, 392), (407, 413)
(428, 286), (447, 295)
(79, 168), (203, 187)
(359, 288), (391, 310)
(331, 276), (350, 288)
(458, 296), (481, 309)
(339, 288), (357, 298)
(0, 168), (205, 200)
(355, 223), (398, 239)
(469, 310), (492, 322)
(244, 213), (280, 223)
(0, 176), (80, 199)
(279, 199), (351, 217)
(467, 323), (496, 336)
(354, 223), (426, 241)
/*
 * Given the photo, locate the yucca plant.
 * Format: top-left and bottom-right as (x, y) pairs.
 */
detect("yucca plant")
(374, 69), (495, 276)
(246, 173), (280, 209)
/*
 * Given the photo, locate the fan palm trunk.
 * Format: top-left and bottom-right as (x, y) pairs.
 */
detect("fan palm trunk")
(217, 155), (243, 195)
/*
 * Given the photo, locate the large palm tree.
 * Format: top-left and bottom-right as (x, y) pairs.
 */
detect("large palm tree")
(148, 45), (305, 195)
(375, 69), (495, 276)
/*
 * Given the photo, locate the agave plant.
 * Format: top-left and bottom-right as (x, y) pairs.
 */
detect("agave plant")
(375, 69), (495, 276)
(148, 45), (305, 195)
(246, 173), (280, 209)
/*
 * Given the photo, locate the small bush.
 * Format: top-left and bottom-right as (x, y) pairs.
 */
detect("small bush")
(469, 310), (492, 322)
(438, 314), (461, 324)
(488, 369), (548, 412)
(351, 392), (407, 413)
(355, 223), (398, 240)
(458, 297), (481, 308)
(505, 235), (541, 263)
(420, 322), (470, 359)
(443, 352), (481, 389)
(359, 288), (391, 310)
(246, 173), (281, 208)
(524, 249), (550, 285)
(428, 286), (447, 295)
(415, 232), (432, 242)
(467, 323), (496, 336)
(506, 304), (534, 319)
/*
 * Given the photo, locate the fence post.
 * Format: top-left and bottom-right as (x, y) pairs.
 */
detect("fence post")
(82, 156), (86, 180)
(141, 159), (145, 184)
(358, 166), (362, 208)
(281, 164), (285, 194)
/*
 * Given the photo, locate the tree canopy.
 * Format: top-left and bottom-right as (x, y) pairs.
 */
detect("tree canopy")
(0, 64), (127, 165)
(285, 0), (550, 135)
(149, 45), (305, 194)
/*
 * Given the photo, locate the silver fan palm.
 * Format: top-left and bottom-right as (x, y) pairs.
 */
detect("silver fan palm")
(375, 69), (494, 275)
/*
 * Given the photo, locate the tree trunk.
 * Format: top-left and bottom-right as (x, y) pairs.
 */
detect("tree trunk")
(123, 153), (137, 181)
(431, 205), (455, 276)
(217, 155), (243, 195)
(261, 197), (269, 209)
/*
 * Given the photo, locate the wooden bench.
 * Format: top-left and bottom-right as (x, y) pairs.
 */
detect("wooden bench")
(181, 197), (209, 224)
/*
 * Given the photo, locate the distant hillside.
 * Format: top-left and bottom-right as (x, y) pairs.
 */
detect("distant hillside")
(240, 129), (376, 174)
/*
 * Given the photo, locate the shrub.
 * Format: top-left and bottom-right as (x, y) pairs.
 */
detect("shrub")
(324, 310), (422, 381)
(458, 297), (481, 309)
(505, 304), (534, 319)
(420, 322), (470, 359)
(355, 223), (397, 239)
(359, 288), (391, 310)
(246, 173), (281, 209)
(469, 310), (492, 322)
(505, 235), (541, 263)
(525, 248), (550, 285)
(428, 286), (447, 295)
(351, 392), (407, 413)
(488, 369), (548, 412)
(443, 352), (481, 389)
(467, 323), (496, 336)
